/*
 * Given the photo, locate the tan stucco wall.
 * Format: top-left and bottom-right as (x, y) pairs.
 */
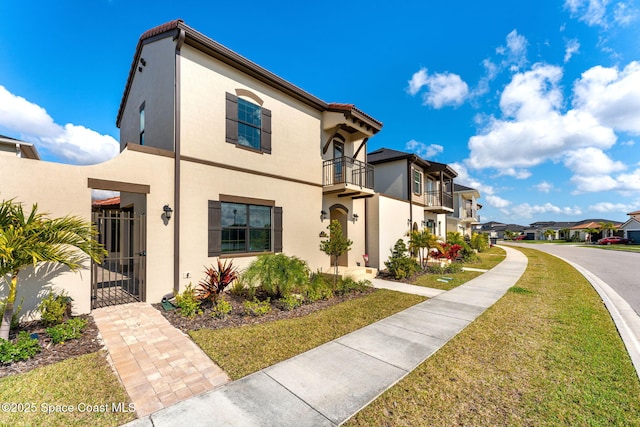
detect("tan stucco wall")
(319, 195), (368, 270)
(373, 161), (407, 200)
(178, 46), (322, 186)
(177, 159), (326, 292)
(0, 148), (174, 319)
(366, 194), (414, 269)
(119, 36), (176, 152)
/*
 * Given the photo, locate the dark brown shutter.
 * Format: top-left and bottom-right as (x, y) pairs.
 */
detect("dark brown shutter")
(261, 107), (272, 154)
(208, 200), (222, 256)
(225, 93), (238, 144)
(273, 206), (282, 252)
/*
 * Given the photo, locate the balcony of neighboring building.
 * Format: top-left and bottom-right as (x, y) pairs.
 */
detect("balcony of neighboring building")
(322, 157), (375, 199)
(461, 207), (481, 224)
(422, 189), (454, 214)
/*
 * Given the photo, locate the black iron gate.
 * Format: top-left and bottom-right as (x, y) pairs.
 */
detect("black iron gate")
(91, 210), (146, 309)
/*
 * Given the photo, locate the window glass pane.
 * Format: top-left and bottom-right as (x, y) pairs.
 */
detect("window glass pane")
(221, 203), (246, 227)
(249, 229), (271, 252)
(249, 205), (271, 228)
(238, 99), (261, 127)
(222, 228), (246, 253)
(238, 123), (261, 149)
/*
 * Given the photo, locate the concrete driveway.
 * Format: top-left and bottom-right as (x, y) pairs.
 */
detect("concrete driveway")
(507, 242), (640, 315)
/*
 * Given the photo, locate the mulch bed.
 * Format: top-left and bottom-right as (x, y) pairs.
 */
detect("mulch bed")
(0, 315), (103, 379)
(155, 289), (376, 334)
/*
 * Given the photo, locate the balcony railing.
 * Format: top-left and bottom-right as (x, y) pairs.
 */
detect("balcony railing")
(323, 157), (374, 189)
(424, 190), (453, 210)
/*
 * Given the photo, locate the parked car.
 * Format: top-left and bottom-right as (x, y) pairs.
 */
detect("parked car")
(513, 235), (526, 240)
(596, 236), (631, 245)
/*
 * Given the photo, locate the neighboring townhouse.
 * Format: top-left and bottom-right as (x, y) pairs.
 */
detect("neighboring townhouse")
(0, 19), (382, 318)
(621, 210), (640, 243)
(447, 183), (481, 237)
(0, 134), (40, 160)
(365, 148), (457, 269)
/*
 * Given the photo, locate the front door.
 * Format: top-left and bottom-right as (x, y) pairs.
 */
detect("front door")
(333, 141), (344, 184)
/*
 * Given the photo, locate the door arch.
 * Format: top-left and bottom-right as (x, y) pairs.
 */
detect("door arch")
(329, 204), (349, 267)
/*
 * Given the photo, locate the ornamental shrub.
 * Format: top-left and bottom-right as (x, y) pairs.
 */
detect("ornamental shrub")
(46, 317), (87, 344)
(175, 283), (202, 318)
(0, 332), (40, 364)
(38, 292), (72, 327)
(243, 254), (310, 299)
(243, 298), (272, 317)
(385, 239), (420, 280)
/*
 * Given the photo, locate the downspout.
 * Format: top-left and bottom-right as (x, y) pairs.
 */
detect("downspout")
(173, 28), (185, 294)
(407, 158), (413, 230)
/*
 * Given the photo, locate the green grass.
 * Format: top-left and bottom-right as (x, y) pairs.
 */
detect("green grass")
(346, 247), (640, 426)
(0, 351), (136, 426)
(189, 290), (425, 380)
(581, 244), (640, 253)
(412, 246), (506, 290)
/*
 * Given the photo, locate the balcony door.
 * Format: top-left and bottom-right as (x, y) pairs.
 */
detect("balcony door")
(333, 141), (344, 184)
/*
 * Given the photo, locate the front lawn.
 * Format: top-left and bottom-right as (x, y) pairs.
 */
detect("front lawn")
(189, 289), (425, 380)
(346, 247), (640, 426)
(412, 246), (506, 291)
(0, 352), (136, 426)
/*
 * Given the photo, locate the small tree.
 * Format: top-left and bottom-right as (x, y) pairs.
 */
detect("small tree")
(599, 221), (616, 238)
(319, 220), (352, 286)
(504, 230), (515, 240)
(559, 228), (571, 241)
(0, 199), (106, 340)
(584, 227), (599, 243)
(544, 229), (556, 240)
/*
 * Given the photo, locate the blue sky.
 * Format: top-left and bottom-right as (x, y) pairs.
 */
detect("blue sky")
(1, 0), (639, 225)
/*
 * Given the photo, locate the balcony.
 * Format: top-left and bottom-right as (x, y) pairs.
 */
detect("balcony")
(462, 208), (481, 223)
(322, 157), (375, 198)
(423, 190), (454, 213)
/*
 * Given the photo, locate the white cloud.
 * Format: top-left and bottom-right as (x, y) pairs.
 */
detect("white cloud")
(510, 202), (583, 219)
(570, 168), (640, 193)
(485, 195), (511, 208)
(621, 139), (635, 146)
(405, 139), (443, 158)
(502, 30), (528, 71)
(535, 181), (554, 193)
(563, 147), (626, 175)
(565, 0), (638, 28)
(564, 38), (581, 63)
(590, 201), (640, 213)
(498, 168), (532, 179)
(572, 61), (640, 134)
(0, 85), (118, 165)
(467, 63), (617, 171)
(407, 68), (469, 108)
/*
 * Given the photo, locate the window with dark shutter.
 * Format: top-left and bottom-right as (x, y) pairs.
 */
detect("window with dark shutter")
(225, 92), (271, 154)
(274, 206), (282, 252)
(225, 93), (238, 144)
(208, 201), (222, 257)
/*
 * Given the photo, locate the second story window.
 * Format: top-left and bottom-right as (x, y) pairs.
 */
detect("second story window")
(139, 102), (145, 146)
(237, 98), (261, 150)
(225, 92), (272, 154)
(413, 169), (422, 194)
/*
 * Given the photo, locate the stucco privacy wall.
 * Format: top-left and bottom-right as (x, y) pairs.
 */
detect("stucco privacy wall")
(0, 147), (174, 318)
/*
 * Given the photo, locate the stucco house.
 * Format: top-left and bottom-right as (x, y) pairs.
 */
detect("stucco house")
(621, 210), (640, 243)
(0, 19), (382, 318)
(447, 183), (481, 237)
(365, 148), (459, 269)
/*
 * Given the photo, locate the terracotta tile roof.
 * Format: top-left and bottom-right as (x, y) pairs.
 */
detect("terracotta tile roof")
(92, 196), (120, 207)
(570, 221), (622, 229)
(628, 210), (640, 215)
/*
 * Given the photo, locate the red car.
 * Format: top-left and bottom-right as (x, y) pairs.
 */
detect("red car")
(596, 236), (630, 245)
(513, 235), (526, 240)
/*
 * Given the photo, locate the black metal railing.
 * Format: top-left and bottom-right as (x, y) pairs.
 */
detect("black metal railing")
(424, 190), (453, 209)
(323, 157), (374, 189)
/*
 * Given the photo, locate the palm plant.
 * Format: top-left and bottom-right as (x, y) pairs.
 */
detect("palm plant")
(584, 227), (599, 243)
(544, 229), (556, 240)
(0, 199), (106, 340)
(599, 222), (617, 238)
(408, 229), (441, 269)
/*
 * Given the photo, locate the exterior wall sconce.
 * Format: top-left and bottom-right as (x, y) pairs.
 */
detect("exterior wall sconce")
(421, 220), (427, 227)
(163, 204), (173, 220)
(321, 210), (328, 220)
(352, 213), (359, 222)
(407, 219), (412, 227)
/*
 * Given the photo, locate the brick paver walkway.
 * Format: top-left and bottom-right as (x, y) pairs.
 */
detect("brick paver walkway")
(93, 302), (229, 417)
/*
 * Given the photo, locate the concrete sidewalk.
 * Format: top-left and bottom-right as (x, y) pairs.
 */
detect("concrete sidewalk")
(125, 246), (527, 426)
